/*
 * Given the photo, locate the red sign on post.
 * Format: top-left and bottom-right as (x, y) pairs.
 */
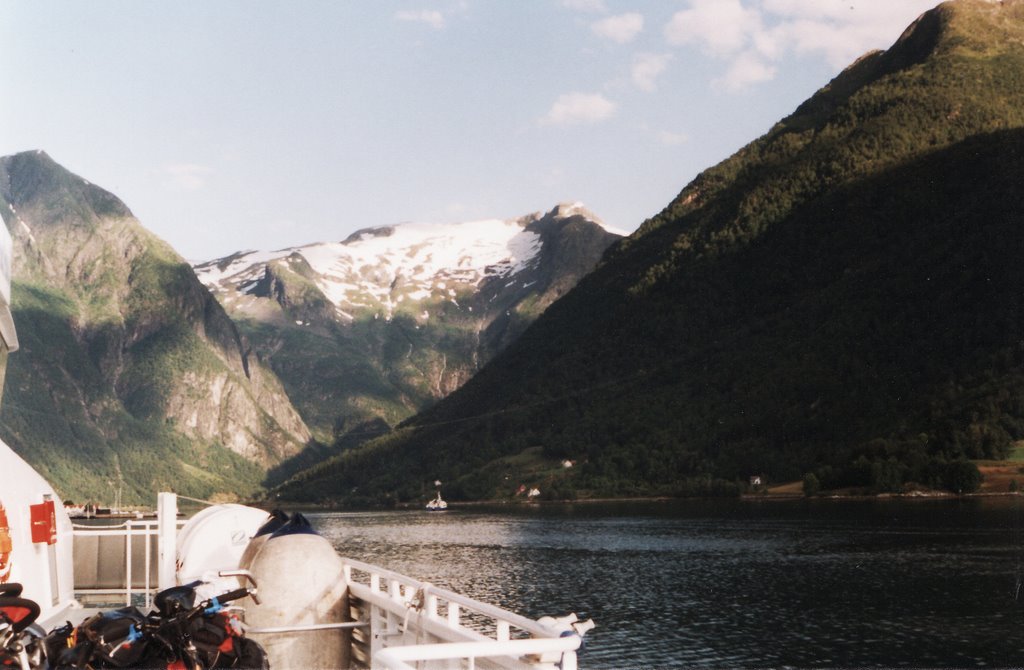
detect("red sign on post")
(30, 500), (57, 545)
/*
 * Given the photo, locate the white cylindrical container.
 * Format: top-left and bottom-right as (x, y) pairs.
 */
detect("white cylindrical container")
(175, 503), (268, 598)
(243, 514), (350, 670)
(237, 509), (289, 574)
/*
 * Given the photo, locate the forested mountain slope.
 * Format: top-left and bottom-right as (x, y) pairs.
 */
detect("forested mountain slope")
(277, 0), (1024, 503)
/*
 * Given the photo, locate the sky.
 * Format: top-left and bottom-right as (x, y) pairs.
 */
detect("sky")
(1, 0), (941, 261)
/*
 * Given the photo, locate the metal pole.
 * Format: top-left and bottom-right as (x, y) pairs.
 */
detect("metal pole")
(144, 522), (153, 610)
(157, 492), (177, 591)
(125, 521), (133, 605)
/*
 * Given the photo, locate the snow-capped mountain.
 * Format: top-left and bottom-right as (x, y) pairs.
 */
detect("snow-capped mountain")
(194, 203), (622, 449)
(195, 202), (613, 325)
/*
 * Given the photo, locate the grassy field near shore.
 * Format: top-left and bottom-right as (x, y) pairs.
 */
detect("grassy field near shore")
(756, 442), (1024, 498)
(975, 443), (1024, 494)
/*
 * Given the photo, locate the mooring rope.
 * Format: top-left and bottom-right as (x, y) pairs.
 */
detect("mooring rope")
(175, 494), (224, 507)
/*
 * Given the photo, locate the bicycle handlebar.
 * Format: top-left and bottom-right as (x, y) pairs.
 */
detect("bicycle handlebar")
(204, 587), (259, 609)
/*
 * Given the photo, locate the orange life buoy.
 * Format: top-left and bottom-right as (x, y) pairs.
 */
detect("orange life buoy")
(0, 501), (12, 583)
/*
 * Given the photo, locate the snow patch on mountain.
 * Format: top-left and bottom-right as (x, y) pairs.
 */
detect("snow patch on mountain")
(554, 201), (629, 236)
(195, 215), (549, 320)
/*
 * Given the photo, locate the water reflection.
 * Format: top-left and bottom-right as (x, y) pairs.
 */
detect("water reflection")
(313, 498), (1024, 668)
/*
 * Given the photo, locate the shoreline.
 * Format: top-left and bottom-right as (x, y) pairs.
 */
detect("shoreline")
(745, 490), (1024, 502)
(258, 490), (1024, 512)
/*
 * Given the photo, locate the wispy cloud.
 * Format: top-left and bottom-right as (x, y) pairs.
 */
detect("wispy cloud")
(714, 51), (777, 91)
(395, 9), (445, 29)
(663, 0), (937, 91)
(540, 92), (616, 126)
(591, 13), (644, 44)
(632, 52), (672, 92)
(664, 0), (760, 55)
(160, 163), (212, 191)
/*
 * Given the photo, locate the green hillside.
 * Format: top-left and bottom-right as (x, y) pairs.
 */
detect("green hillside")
(276, 0), (1024, 503)
(0, 152), (310, 504)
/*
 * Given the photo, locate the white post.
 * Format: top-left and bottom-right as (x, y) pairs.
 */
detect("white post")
(447, 602), (460, 627)
(157, 492), (177, 591)
(125, 521), (133, 605)
(144, 522), (153, 609)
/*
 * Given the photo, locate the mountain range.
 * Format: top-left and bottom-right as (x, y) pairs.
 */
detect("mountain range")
(275, 0), (1024, 503)
(6, 0), (1022, 507)
(0, 150), (618, 502)
(193, 205), (620, 455)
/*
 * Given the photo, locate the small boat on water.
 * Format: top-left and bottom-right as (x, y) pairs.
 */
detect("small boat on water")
(425, 492), (448, 511)
(0, 225), (592, 669)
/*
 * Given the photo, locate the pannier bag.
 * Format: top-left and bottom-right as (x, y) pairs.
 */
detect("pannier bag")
(76, 607), (150, 667)
(190, 611), (268, 669)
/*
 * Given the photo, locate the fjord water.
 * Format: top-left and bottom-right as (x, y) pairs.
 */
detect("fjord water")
(313, 499), (1024, 668)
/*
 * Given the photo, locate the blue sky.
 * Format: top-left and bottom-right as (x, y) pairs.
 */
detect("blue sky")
(1, 0), (940, 260)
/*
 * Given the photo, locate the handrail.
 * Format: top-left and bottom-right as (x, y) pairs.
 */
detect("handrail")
(342, 558), (559, 638)
(246, 621), (369, 634)
(71, 518), (186, 609)
(343, 557), (585, 669)
(71, 526), (162, 534)
(373, 637), (582, 670)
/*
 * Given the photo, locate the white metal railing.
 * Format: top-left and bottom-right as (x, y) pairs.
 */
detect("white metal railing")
(373, 638), (583, 670)
(71, 517), (186, 609)
(342, 558), (583, 670)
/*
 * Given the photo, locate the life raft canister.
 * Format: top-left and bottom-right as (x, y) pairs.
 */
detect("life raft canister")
(240, 514), (350, 670)
(236, 509), (288, 574)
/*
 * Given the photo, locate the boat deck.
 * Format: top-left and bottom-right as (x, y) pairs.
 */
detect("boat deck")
(62, 514), (587, 670)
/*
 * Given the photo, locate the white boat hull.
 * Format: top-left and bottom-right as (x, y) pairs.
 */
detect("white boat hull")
(0, 440), (76, 628)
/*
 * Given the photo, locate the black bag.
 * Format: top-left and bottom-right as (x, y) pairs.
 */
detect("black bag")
(41, 621), (76, 667)
(223, 637), (269, 670)
(153, 582), (199, 617)
(189, 611), (268, 669)
(76, 606), (149, 667)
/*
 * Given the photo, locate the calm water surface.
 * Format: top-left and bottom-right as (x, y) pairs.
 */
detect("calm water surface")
(311, 498), (1024, 668)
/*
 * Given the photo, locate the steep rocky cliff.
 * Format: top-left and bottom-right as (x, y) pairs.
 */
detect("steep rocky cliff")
(0, 151), (310, 502)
